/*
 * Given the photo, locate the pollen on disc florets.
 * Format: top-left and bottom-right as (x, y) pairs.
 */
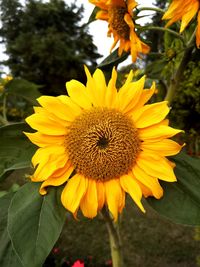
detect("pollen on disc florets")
(108, 6), (130, 40)
(65, 108), (141, 181)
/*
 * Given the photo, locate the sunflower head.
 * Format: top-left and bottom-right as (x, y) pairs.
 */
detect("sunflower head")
(25, 66), (183, 220)
(89, 0), (150, 61)
(162, 0), (200, 48)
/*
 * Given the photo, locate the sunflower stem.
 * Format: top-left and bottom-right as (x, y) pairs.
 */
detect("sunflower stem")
(164, 28), (196, 104)
(2, 93), (8, 125)
(137, 26), (185, 43)
(101, 208), (124, 267)
(136, 6), (164, 14)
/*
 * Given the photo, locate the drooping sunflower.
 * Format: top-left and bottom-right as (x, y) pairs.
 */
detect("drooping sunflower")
(89, 0), (150, 62)
(25, 67), (183, 220)
(162, 0), (200, 48)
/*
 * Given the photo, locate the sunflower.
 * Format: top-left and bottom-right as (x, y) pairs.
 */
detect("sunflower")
(162, 0), (200, 48)
(89, 0), (150, 62)
(25, 67), (183, 220)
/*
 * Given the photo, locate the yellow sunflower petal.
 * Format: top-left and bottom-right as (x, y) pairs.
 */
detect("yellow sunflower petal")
(132, 164), (163, 199)
(105, 67), (118, 108)
(118, 76), (145, 114)
(137, 151), (177, 182)
(92, 68), (107, 106)
(132, 101), (170, 128)
(139, 123), (183, 142)
(141, 139), (184, 156)
(25, 113), (67, 135)
(32, 145), (65, 168)
(120, 174), (145, 212)
(39, 162), (74, 195)
(24, 132), (65, 147)
(180, 1), (199, 32)
(134, 82), (156, 110)
(105, 179), (123, 221)
(80, 179), (98, 218)
(84, 66), (99, 106)
(96, 181), (105, 210)
(32, 146), (67, 181)
(127, 0), (138, 15)
(37, 96), (81, 122)
(96, 10), (109, 20)
(89, 0), (108, 10)
(66, 80), (92, 109)
(61, 174), (88, 214)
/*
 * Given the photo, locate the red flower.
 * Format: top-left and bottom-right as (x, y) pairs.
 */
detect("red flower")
(71, 260), (84, 267)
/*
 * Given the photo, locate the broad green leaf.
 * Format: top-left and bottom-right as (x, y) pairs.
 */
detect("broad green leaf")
(0, 193), (23, 267)
(147, 152), (200, 226)
(98, 49), (129, 69)
(5, 78), (41, 105)
(8, 183), (66, 267)
(0, 123), (36, 180)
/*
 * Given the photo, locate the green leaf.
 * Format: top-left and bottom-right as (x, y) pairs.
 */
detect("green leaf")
(147, 152), (200, 226)
(98, 49), (129, 70)
(0, 193), (23, 267)
(5, 79), (41, 105)
(0, 123), (36, 180)
(8, 183), (66, 267)
(145, 59), (167, 79)
(86, 6), (100, 24)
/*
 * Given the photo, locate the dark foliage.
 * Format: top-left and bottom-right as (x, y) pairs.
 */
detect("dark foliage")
(0, 0), (101, 95)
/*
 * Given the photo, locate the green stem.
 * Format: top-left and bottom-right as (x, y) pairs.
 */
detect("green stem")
(136, 6), (164, 13)
(137, 26), (185, 42)
(164, 29), (196, 104)
(0, 114), (8, 125)
(101, 208), (124, 267)
(2, 93), (8, 125)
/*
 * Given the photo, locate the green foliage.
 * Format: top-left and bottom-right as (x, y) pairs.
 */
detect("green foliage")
(0, 0), (101, 95)
(0, 192), (23, 267)
(147, 152), (200, 226)
(170, 60), (200, 131)
(5, 78), (41, 105)
(98, 49), (129, 70)
(144, 0), (166, 53)
(0, 78), (41, 123)
(7, 183), (66, 267)
(87, 6), (100, 24)
(0, 184), (67, 267)
(0, 123), (36, 180)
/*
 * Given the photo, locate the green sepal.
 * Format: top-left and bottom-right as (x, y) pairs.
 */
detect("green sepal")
(86, 6), (100, 24)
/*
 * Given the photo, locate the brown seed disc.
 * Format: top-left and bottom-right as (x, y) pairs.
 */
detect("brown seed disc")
(108, 6), (130, 40)
(65, 108), (141, 181)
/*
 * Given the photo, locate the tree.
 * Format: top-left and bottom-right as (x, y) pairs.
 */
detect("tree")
(0, 0), (101, 95)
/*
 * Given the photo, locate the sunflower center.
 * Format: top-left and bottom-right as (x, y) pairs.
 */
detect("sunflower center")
(65, 108), (141, 181)
(108, 6), (130, 39)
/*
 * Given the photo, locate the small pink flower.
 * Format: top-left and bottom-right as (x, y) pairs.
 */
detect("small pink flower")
(52, 247), (60, 254)
(71, 260), (84, 267)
